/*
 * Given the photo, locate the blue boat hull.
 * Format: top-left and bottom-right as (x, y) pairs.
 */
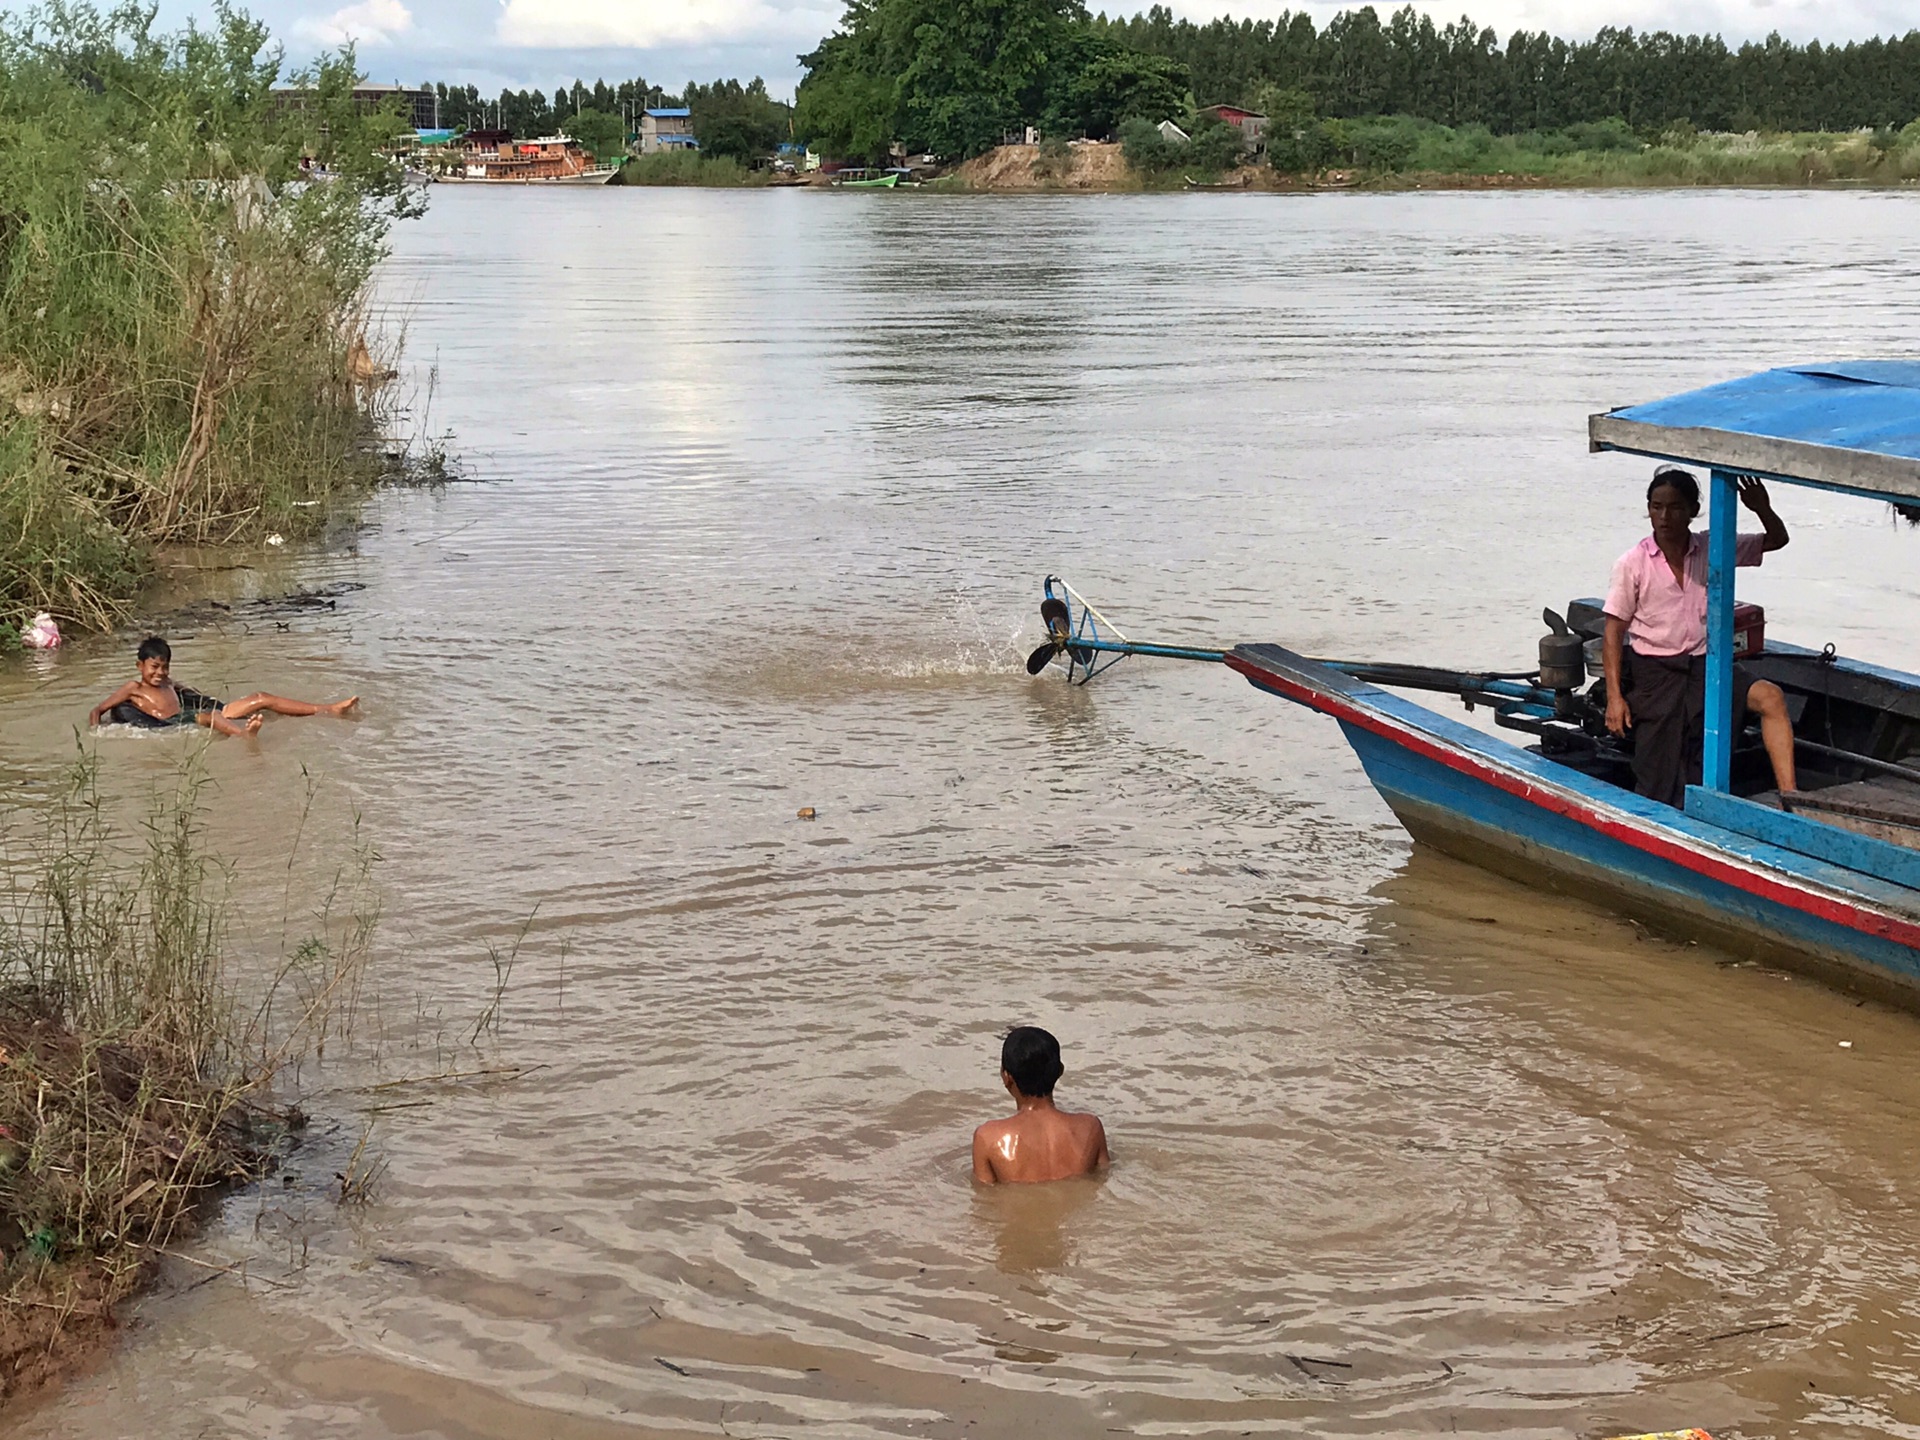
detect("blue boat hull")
(1343, 720), (1920, 997)
(1226, 643), (1920, 1008)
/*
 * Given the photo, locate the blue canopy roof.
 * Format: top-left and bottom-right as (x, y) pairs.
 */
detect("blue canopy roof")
(1589, 362), (1920, 504)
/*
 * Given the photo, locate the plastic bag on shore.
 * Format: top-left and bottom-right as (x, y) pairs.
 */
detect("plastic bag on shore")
(20, 612), (60, 649)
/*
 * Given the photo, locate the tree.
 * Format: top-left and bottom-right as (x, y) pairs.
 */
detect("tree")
(685, 78), (789, 163)
(797, 0), (1087, 159)
(1047, 32), (1190, 137)
(794, 38), (898, 161)
(562, 107), (626, 161)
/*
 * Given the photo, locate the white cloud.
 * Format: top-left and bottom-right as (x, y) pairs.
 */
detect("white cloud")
(494, 0), (835, 50)
(294, 0), (416, 46)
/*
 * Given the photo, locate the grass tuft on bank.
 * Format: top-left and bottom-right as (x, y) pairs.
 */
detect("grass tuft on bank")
(0, 3), (423, 636)
(0, 753), (374, 1407)
(611, 151), (770, 186)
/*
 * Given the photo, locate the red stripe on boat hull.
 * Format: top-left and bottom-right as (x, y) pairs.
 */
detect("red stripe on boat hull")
(1227, 652), (1920, 954)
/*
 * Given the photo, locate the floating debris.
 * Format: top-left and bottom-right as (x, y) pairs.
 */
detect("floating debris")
(19, 612), (60, 649)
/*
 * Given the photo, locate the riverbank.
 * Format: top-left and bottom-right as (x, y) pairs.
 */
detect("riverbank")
(0, 7), (422, 644)
(938, 125), (1920, 192)
(0, 755), (374, 1413)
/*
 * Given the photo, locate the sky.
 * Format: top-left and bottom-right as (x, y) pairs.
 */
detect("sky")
(65, 0), (1920, 100)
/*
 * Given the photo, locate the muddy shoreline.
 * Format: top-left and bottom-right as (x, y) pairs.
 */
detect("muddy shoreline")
(935, 141), (1920, 193)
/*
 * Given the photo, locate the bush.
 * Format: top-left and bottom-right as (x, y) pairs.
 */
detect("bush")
(0, 754), (376, 1406)
(1345, 116), (1420, 171)
(612, 151), (766, 186)
(1564, 117), (1643, 153)
(1121, 112), (1244, 175)
(1269, 118), (1330, 171)
(1185, 116), (1247, 171)
(0, 4), (418, 634)
(1032, 134), (1075, 179)
(1119, 114), (1179, 171)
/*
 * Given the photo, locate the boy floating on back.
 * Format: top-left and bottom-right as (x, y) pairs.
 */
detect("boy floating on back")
(972, 1026), (1109, 1185)
(89, 636), (358, 737)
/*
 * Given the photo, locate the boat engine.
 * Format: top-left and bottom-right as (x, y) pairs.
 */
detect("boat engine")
(1539, 608), (1586, 692)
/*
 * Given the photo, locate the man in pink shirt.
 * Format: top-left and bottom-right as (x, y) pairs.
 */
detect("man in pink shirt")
(1601, 466), (1797, 807)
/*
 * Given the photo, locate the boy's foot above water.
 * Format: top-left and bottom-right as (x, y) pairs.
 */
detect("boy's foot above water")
(87, 636), (363, 737)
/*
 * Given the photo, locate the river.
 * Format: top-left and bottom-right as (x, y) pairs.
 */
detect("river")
(9, 186), (1920, 1438)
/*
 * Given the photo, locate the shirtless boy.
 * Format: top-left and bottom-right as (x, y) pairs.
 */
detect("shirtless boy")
(971, 1027), (1109, 1185)
(89, 636), (358, 737)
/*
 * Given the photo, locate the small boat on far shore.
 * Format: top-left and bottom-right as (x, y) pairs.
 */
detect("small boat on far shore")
(833, 169), (899, 188)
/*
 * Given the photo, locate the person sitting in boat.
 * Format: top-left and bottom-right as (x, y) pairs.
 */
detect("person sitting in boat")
(1601, 466), (1796, 807)
(972, 1027), (1109, 1185)
(89, 635), (359, 737)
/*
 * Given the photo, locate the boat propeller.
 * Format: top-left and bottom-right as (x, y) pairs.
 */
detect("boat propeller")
(1026, 577), (1230, 681)
(1024, 596), (1087, 674)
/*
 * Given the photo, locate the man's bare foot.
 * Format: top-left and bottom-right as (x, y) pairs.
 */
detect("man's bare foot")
(243, 714), (264, 735)
(324, 696), (360, 718)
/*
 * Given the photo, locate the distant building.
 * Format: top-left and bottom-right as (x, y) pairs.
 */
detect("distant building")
(1157, 120), (1190, 145)
(639, 108), (697, 155)
(1198, 104), (1267, 153)
(272, 83), (439, 132)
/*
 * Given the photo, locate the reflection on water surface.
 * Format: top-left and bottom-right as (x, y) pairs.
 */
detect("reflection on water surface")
(7, 187), (1920, 1439)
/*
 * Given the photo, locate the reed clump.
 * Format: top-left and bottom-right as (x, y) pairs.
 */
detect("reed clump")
(0, 754), (374, 1407)
(611, 150), (769, 186)
(0, 3), (423, 636)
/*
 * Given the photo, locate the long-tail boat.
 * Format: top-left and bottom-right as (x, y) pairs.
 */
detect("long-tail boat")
(1030, 363), (1920, 1005)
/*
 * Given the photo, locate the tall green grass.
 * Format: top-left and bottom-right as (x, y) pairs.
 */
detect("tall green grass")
(1270, 112), (1920, 185)
(0, 3), (420, 633)
(611, 150), (769, 186)
(0, 752), (377, 1399)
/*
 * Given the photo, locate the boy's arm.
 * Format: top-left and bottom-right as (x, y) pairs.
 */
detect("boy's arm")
(971, 1125), (999, 1184)
(88, 681), (137, 727)
(1091, 1117), (1110, 1170)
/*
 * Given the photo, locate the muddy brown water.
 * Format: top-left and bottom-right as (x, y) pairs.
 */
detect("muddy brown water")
(7, 189), (1920, 1439)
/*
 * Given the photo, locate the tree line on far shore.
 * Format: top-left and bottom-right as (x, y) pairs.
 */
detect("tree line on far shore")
(1101, 4), (1920, 135)
(427, 77), (791, 164)
(793, 0), (1920, 163)
(416, 0), (1920, 174)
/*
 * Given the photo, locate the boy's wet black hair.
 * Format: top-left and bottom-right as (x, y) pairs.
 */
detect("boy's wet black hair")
(1001, 1026), (1064, 1098)
(1648, 465), (1702, 514)
(136, 636), (171, 663)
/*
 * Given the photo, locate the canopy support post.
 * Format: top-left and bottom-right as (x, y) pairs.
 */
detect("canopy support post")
(1703, 468), (1739, 792)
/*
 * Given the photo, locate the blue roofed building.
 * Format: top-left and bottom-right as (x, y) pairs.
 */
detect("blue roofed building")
(640, 108), (698, 155)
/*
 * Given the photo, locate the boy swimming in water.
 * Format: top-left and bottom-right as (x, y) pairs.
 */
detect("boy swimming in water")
(971, 1026), (1109, 1184)
(88, 636), (358, 737)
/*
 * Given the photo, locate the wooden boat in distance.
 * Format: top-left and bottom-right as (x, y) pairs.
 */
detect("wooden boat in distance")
(436, 166), (618, 185)
(832, 169), (899, 188)
(434, 133), (616, 184)
(1030, 363), (1920, 1010)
